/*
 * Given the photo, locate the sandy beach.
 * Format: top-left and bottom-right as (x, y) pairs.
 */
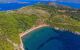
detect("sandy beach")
(20, 24), (49, 37)
(19, 24), (49, 50)
(19, 24), (80, 50)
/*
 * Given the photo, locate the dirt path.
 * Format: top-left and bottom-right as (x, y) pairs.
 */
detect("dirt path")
(6, 38), (19, 50)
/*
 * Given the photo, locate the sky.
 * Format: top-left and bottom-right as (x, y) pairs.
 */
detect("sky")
(0, 0), (80, 3)
(57, 0), (80, 3)
(0, 0), (17, 3)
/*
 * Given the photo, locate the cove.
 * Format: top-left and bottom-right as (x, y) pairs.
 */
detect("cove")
(22, 26), (80, 50)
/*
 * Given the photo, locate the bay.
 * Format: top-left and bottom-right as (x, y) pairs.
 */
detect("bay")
(22, 26), (80, 50)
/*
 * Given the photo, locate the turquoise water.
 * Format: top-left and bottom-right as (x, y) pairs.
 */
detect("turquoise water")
(22, 27), (80, 50)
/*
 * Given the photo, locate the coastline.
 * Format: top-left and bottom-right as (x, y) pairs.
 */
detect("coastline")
(19, 24), (49, 50)
(20, 24), (49, 38)
(19, 24), (80, 50)
(54, 27), (80, 35)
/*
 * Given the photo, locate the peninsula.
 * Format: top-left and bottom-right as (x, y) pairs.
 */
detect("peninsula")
(0, 2), (80, 50)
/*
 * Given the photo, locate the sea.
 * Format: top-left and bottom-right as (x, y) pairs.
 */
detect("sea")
(0, 2), (38, 11)
(0, 1), (80, 11)
(22, 26), (80, 50)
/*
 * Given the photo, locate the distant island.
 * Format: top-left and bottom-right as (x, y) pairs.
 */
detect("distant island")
(0, 2), (80, 50)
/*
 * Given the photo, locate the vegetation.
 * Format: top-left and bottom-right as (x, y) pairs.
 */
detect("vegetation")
(0, 3), (80, 50)
(0, 12), (38, 50)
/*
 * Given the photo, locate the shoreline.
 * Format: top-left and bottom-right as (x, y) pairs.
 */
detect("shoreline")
(54, 27), (80, 35)
(19, 24), (49, 50)
(19, 37), (25, 50)
(19, 24), (80, 50)
(20, 24), (49, 38)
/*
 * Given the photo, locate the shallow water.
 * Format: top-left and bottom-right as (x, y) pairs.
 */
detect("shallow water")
(22, 27), (80, 50)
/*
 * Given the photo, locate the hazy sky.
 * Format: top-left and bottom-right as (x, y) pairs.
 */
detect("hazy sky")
(57, 0), (80, 3)
(0, 0), (80, 3)
(0, 0), (17, 3)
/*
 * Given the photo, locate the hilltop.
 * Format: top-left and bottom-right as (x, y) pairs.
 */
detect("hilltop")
(0, 3), (80, 50)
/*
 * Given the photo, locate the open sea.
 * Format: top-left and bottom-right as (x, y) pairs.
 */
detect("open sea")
(0, 2), (38, 11)
(0, 1), (80, 11)
(22, 26), (80, 50)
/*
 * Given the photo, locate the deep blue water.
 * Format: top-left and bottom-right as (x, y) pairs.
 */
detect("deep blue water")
(0, 3), (26, 11)
(0, 1), (80, 11)
(0, 2), (38, 11)
(22, 27), (80, 50)
(56, 2), (80, 8)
